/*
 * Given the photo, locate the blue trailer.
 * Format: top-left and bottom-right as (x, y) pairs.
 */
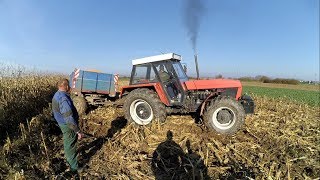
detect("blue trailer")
(69, 69), (119, 115)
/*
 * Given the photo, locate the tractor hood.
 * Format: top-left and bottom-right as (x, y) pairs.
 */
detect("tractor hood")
(184, 79), (243, 99)
(184, 79), (242, 90)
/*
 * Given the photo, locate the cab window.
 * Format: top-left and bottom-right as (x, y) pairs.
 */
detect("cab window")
(131, 64), (156, 84)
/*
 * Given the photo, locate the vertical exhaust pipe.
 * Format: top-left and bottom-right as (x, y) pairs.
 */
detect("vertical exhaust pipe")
(194, 54), (200, 80)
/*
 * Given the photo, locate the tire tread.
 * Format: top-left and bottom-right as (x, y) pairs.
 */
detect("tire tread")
(123, 88), (166, 125)
(203, 96), (245, 135)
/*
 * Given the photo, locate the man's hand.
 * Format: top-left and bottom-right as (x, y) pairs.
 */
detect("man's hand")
(77, 132), (84, 140)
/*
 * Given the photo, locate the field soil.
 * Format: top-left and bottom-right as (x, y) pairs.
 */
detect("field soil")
(1, 78), (319, 179)
(75, 95), (320, 179)
(2, 95), (316, 179)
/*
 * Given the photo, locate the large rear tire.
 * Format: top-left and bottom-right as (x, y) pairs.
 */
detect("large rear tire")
(123, 88), (166, 126)
(203, 97), (245, 135)
(72, 96), (88, 116)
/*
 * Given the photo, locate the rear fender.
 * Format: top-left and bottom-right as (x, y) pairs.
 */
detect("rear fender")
(120, 83), (170, 106)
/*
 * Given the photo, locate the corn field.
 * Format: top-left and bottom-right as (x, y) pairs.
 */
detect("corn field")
(0, 67), (319, 179)
(0, 64), (62, 140)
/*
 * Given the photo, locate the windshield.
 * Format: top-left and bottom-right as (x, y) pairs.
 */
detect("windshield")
(172, 61), (189, 82)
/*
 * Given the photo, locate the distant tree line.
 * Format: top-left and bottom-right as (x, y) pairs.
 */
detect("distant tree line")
(238, 75), (300, 85)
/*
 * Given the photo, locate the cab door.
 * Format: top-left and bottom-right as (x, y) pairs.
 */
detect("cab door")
(152, 61), (185, 105)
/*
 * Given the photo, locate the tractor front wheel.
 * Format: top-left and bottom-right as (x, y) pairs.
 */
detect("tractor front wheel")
(203, 97), (245, 135)
(72, 96), (88, 116)
(124, 88), (166, 126)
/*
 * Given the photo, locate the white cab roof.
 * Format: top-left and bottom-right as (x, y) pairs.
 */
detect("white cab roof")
(132, 53), (181, 65)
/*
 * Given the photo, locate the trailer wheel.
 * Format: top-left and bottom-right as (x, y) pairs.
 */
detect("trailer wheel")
(124, 88), (166, 126)
(203, 97), (245, 135)
(72, 96), (88, 116)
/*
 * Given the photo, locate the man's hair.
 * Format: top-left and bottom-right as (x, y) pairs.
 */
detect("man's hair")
(57, 78), (69, 88)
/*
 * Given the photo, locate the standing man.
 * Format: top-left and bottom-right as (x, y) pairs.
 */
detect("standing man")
(52, 78), (83, 173)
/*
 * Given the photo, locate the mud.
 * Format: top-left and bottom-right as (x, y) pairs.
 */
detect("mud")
(1, 96), (319, 179)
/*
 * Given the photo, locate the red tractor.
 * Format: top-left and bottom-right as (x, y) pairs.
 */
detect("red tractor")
(121, 53), (254, 135)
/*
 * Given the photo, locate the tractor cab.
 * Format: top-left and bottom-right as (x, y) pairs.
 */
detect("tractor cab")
(128, 53), (187, 105)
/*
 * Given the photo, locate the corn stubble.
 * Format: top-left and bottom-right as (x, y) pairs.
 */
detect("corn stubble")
(0, 71), (319, 179)
(78, 95), (319, 179)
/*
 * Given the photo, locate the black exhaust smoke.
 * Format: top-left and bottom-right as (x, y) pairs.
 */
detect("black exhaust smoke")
(183, 0), (206, 79)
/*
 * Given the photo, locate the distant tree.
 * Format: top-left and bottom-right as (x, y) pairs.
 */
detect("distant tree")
(238, 76), (255, 81)
(258, 76), (271, 83)
(272, 78), (299, 85)
(215, 74), (223, 79)
(255, 75), (264, 81)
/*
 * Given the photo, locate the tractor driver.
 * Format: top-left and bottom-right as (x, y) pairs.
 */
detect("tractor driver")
(158, 64), (170, 82)
(158, 65), (178, 101)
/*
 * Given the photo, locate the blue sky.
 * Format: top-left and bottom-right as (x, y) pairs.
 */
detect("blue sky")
(0, 0), (319, 80)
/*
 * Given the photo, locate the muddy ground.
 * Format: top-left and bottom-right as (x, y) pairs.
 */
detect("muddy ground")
(1, 95), (319, 179)
(76, 95), (319, 179)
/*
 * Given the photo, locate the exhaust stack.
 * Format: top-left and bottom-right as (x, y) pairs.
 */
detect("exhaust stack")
(194, 54), (200, 80)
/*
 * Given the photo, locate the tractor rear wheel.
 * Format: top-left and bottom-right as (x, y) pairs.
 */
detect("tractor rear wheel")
(124, 88), (166, 126)
(72, 96), (88, 116)
(203, 97), (245, 135)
